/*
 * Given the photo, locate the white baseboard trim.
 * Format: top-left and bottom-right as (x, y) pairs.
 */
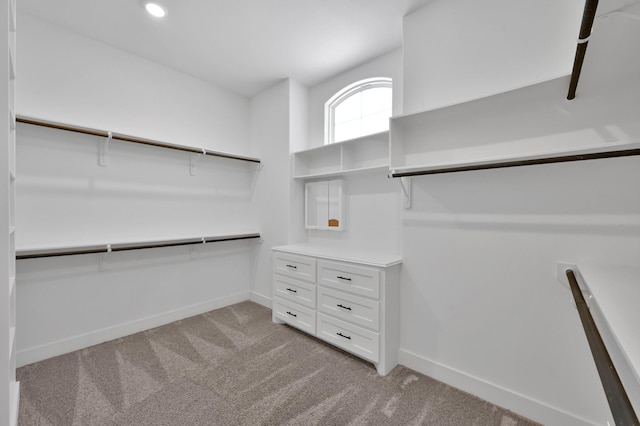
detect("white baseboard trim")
(17, 291), (251, 368)
(398, 349), (598, 426)
(250, 291), (272, 309)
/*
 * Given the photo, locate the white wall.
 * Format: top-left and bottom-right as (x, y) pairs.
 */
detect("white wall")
(403, 0), (584, 114)
(399, 1), (640, 425)
(248, 80), (293, 306)
(299, 50), (403, 257)
(15, 13), (259, 365)
(307, 48), (402, 149)
(17, 13), (250, 156)
(16, 123), (258, 247)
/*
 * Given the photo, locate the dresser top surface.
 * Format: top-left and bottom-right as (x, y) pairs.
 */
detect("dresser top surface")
(272, 243), (402, 268)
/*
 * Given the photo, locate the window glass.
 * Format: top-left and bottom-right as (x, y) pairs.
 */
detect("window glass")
(326, 78), (392, 144)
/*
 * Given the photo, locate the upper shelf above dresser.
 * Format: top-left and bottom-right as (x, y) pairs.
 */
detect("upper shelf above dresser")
(293, 131), (389, 179)
(389, 75), (640, 177)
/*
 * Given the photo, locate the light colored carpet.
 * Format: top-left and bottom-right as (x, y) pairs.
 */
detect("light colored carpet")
(17, 301), (540, 425)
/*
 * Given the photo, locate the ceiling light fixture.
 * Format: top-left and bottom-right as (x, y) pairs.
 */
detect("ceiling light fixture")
(144, 2), (167, 18)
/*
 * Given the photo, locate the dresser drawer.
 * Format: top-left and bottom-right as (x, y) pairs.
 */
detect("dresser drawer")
(273, 252), (316, 283)
(318, 260), (380, 299)
(317, 287), (379, 331)
(273, 299), (316, 335)
(273, 275), (316, 309)
(317, 313), (379, 363)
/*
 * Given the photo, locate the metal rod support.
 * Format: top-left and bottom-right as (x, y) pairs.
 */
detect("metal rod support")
(16, 116), (261, 164)
(565, 269), (639, 425)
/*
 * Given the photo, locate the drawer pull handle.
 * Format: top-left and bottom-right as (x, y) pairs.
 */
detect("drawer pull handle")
(285, 264), (297, 269)
(336, 276), (352, 281)
(286, 311), (297, 317)
(337, 304), (352, 311)
(337, 332), (351, 340)
(286, 288), (297, 293)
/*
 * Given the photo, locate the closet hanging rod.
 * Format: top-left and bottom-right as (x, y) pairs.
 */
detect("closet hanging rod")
(565, 270), (639, 426)
(16, 233), (261, 260)
(389, 147), (640, 178)
(567, 0), (599, 100)
(16, 116), (261, 164)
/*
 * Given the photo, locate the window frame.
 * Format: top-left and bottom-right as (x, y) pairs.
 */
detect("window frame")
(324, 77), (393, 145)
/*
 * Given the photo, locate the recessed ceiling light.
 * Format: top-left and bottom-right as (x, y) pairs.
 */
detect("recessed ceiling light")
(144, 2), (167, 18)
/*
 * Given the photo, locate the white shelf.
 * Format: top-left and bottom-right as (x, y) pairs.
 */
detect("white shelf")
(390, 75), (640, 174)
(390, 140), (640, 177)
(17, 115), (262, 165)
(16, 232), (262, 259)
(293, 131), (389, 179)
(295, 165), (388, 180)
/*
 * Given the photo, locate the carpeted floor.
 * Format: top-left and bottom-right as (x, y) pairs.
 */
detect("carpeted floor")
(17, 301), (541, 425)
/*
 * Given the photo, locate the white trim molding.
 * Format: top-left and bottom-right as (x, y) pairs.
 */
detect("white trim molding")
(398, 348), (600, 426)
(17, 291), (251, 367)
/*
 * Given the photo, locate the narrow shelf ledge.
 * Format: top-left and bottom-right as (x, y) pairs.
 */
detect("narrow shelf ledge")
(16, 233), (262, 259)
(294, 164), (389, 180)
(17, 116), (261, 164)
(293, 131), (390, 179)
(390, 141), (640, 178)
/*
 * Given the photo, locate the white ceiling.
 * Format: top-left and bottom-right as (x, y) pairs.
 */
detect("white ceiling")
(18, 0), (434, 98)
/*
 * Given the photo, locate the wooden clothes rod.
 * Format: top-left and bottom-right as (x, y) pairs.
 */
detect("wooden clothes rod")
(16, 116), (261, 164)
(390, 147), (640, 178)
(565, 269), (639, 426)
(16, 233), (261, 260)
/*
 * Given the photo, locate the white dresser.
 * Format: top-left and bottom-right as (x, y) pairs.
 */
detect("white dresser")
(272, 244), (401, 375)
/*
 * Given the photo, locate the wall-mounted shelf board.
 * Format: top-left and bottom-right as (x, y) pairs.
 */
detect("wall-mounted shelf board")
(390, 75), (640, 175)
(558, 262), (640, 418)
(390, 141), (640, 177)
(16, 233), (261, 259)
(293, 131), (389, 179)
(17, 116), (262, 164)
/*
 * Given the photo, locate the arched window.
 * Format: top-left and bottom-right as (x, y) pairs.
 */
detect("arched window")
(325, 77), (392, 144)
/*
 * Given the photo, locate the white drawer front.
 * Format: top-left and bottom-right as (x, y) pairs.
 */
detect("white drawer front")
(273, 275), (316, 309)
(318, 260), (380, 299)
(273, 252), (316, 283)
(317, 313), (379, 363)
(273, 299), (316, 335)
(317, 287), (379, 331)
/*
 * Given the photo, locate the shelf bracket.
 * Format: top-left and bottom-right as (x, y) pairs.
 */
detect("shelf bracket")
(399, 177), (411, 209)
(189, 237), (206, 259)
(190, 149), (206, 176)
(99, 244), (112, 271)
(99, 131), (112, 167)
